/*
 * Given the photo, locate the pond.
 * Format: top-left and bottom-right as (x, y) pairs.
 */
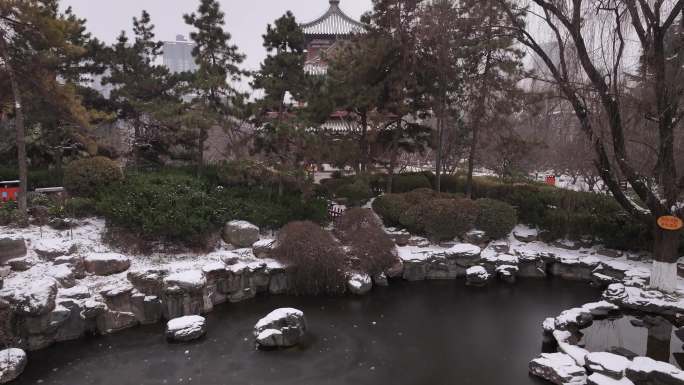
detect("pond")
(15, 279), (600, 385)
(580, 313), (684, 369)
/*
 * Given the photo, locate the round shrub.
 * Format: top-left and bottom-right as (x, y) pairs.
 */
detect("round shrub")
(64, 197), (98, 218)
(420, 198), (479, 241)
(475, 198), (517, 240)
(96, 174), (219, 248)
(372, 193), (410, 227)
(336, 179), (372, 206)
(335, 208), (398, 275)
(392, 173), (432, 193)
(216, 160), (274, 188)
(64, 156), (122, 197)
(272, 221), (348, 296)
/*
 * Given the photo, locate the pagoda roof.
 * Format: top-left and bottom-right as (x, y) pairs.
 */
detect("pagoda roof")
(301, 0), (364, 38)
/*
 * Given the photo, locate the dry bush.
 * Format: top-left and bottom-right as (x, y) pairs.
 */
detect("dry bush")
(273, 221), (348, 296)
(335, 208), (398, 275)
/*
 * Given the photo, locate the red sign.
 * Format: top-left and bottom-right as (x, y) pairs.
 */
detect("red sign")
(0, 180), (20, 203)
(657, 216), (684, 231)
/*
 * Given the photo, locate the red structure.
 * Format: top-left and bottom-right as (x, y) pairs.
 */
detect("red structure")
(299, 0), (364, 133)
(545, 175), (556, 186)
(0, 180), (20, 203)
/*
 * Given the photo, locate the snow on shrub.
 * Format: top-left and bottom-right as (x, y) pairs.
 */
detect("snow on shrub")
(272, 221), (348, 296)
(63, 156), (123, 197)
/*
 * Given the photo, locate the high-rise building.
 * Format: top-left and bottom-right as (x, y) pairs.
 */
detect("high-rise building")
(163, 35), (198, 74)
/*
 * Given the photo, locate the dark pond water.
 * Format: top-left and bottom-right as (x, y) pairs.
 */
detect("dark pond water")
(580, 314), (684, 368)
(16, 280), (600, 385)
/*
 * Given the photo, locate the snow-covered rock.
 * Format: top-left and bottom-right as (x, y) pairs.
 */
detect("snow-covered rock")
(587, 373), (634, 385)
(223, 220), (260, 248)
(84, 253), (131, 276)
(581, 301), (619, 317)
(33, 238), (77, 259)
(466, 266), (491, 286)
(555, 307), (593, 330)
(163, 270), (207, 293)
(543, 317), (556, 333)
(496, 264), (519, 283)
(254, 308), (307, 348)
(625, 356), (684, 385)
(585, 352), (630, 379)
(0, 348), (27, 383)
(558, 342), (589, 366)
(47, 264), (76, 288)
(165, 315), (207, 342)
(252, 239), (275, 259)
(513, 226), (538, 243)
(529, 352), (587, 385)
(0, 278), (58, 316)
(347, 273), (372, 295)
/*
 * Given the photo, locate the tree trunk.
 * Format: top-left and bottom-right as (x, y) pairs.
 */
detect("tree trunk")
(465, 124), (479, 199)
(0, 37), (28, 220)
(359, 112), (369, 173)
(435, 116), (443, 193)
(386, 128), (399, 194)
(651, 225), (681, 292)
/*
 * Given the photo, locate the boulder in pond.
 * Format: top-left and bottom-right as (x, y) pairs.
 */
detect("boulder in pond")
(347, 273), (372, 295)
(166, 315), (207, 342)
(496, 265), (519, 284)
(254, 308), (306, 348)
(587, 373), (633, 385)
(84, 253), (131, 276)
(585, 352), (630, 379)
(0, 348), (27, 384)
(223, 220), (259, 248)
(626, 356), (684, 385)
(466, 266), (491, 287)
(529, 352), (587, 385)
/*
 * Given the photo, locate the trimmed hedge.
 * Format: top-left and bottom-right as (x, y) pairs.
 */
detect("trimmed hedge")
(371, 194), (411, 227)
(431, 175), (652, 251)
(64, 157), (123, 197)
(476, 198), (517, 240)
(391, 173), (432, 193)
(95, 172), (328, 248)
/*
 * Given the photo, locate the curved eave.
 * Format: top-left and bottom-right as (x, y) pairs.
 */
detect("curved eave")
(300, 3), (364, 38)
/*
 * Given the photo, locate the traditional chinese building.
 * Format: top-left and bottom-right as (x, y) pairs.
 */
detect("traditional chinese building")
(299, 0), (364, 133)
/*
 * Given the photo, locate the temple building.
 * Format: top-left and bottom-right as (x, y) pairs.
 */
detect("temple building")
(299, 0), (364, 132)
(300, 0), (364, 76)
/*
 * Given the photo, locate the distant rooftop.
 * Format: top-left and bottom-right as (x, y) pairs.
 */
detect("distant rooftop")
(301, 0), (364, 38)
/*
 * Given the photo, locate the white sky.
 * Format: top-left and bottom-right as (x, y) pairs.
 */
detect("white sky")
(60, 0), (371, 83)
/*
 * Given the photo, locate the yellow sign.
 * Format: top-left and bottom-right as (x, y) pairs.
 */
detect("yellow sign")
(657, 216), (684, 231)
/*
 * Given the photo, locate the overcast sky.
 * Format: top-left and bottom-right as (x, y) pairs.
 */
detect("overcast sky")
(60, 0), (371, 76)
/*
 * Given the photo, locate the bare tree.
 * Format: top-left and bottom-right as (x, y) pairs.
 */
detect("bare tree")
(501, 0), (684, 291)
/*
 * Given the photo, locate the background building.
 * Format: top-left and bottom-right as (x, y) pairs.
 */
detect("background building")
(162, 35), (198, 74)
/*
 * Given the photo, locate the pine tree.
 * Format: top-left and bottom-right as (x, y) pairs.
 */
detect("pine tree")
(104, 10), (184, 167)
(460, 0), (526, 197)
(184, 0), (247, 172)
(0, 0), (104, 217)
(251, 11), (312, 195)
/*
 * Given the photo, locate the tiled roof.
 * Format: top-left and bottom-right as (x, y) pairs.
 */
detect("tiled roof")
(301, 0), (364, 37)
